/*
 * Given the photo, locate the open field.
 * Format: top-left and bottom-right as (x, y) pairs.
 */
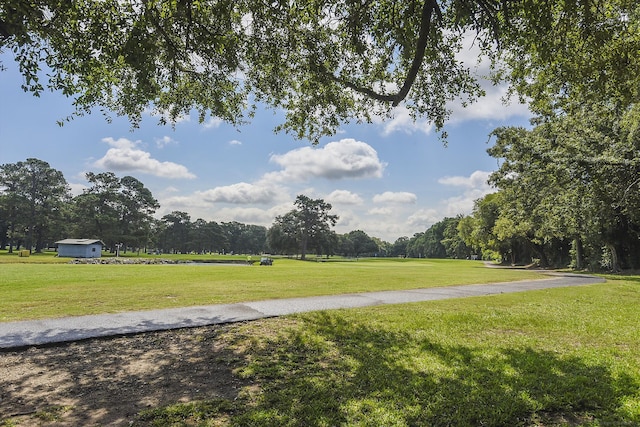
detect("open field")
(0, 256), (548, 322)
(1, 276), (638, 426)
(1, 254), (638, 426)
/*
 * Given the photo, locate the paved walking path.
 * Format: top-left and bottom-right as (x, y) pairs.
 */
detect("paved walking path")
(0, 272), (604, 350)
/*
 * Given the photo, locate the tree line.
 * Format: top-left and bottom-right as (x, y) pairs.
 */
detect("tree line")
(2, 145), (639, 271)
(0, 160), (384, 258)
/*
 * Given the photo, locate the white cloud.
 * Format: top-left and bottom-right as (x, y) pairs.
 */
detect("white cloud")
(68, 182), (87, 196)
(197, 182), (285, 204)
(326, 190), (363, 205)
(228, 139), (243, 146)
(438, 170), (491, 189)
(155, 136), (178, 148)
(372, 191), (417, 204)
(374, 106), (434, 136)
(203, 117), (223, 129)
(160, 195), (212, 212)
(448, 84), (531, 124)
(94, 137), (196, 179)
(213, 206), (279, 225)
(407, 208), (441, 228)
(368, 207), (393, 216)
(437, 170), (495, 216)
(266, 138), (385, 182)
(333, 209), (422, 242)
(440, 190), (489, 217)
(156, 200), (289, 228)
(162, 186), (180, 194)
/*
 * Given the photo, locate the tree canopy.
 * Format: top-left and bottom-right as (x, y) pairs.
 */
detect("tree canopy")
(269, 195), (338, 259)
(2, 0), (638, 142)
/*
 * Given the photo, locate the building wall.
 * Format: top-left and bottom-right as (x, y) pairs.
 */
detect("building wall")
(58, 244), (102, 258)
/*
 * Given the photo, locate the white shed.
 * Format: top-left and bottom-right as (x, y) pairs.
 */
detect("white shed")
(55, 239), (104, 258)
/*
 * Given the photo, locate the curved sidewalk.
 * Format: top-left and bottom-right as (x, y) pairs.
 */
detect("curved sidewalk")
(0, 272), (604, 350)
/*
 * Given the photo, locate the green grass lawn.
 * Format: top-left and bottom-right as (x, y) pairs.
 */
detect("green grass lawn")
(0, 257), (548, 322)
(2, 252), (638, 426)
(136, 278), (640, 426)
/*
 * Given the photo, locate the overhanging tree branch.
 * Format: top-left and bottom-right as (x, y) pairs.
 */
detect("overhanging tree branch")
(323, 0), (441, 106)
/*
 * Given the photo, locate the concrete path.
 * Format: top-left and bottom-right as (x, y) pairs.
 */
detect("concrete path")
(0, 272), (604, 350)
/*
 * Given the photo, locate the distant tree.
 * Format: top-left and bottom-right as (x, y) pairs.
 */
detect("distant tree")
(314, 230), (339, 258)
(118, 175), (160, 252)
(337, 234), (354, 258)
(389, 236), (410, 257)
(267, 212), (300, 256)
(0, 162), (23, 252)
(459, 193), (508, 262)
(406, 217), (471, 259)
(220, 221), (267, 254)
(406, 232), (425, 258)
(269, 195), (338, 259)
(371, 237), (389, 257)
(191, 219), (227, 254)
(440, 216), (472, 259)
(158, 211), (192, 254)
(71, 172), (121, 247)
(343, 230), (379, 257)
(292, 195), (338, 260)
(71, 172), (158, 251)
(0, 158), (70, 252)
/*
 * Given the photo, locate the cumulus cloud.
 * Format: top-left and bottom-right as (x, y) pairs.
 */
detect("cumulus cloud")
(197, 182), (285, 204)
(228, 139), (243, 146)
(374, 106), (434, 136)
(213, 206), (282, 225)
(440, 191), (488, 217)
(326, 190), (363, 205)
(160, 195), (213, 212)
(155, 136), (178, 148)
(68, 182), (88, 196)
(372, 191), (417, 204)
(438, 170), (491, 189)
(448, 84), (531, 124)
(266, 138), (385, 182)
(162, 186), (180, 194)
(437, 170), (495, 216)
(203, 117), (223, 129)
(407, 208), (441, 228)
(368, 207), (393, 216)
(95, 137), (196, 179)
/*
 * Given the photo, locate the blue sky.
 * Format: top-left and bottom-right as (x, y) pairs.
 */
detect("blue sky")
(0, 49), (531, 243)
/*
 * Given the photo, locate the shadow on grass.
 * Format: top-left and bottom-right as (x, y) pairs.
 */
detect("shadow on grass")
(600, 273), (640, 284)
(0, 327), (246, 426)
(234, 312), (639, 426)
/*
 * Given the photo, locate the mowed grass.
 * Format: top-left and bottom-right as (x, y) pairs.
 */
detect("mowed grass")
(136, 278), (640, 426)
(0, 257), (548, 322)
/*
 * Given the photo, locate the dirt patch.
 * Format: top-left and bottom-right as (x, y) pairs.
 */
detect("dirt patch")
(0, 324), (248, 426)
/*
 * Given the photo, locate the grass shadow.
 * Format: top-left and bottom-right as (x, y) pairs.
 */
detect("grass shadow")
(233, 312), (639, 426)
(0, 326), (247, 426)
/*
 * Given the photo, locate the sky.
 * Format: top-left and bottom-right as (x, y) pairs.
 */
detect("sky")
(0, 49), (532, 243)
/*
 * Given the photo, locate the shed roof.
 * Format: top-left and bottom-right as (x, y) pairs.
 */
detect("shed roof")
(55, 239), (105, 246)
